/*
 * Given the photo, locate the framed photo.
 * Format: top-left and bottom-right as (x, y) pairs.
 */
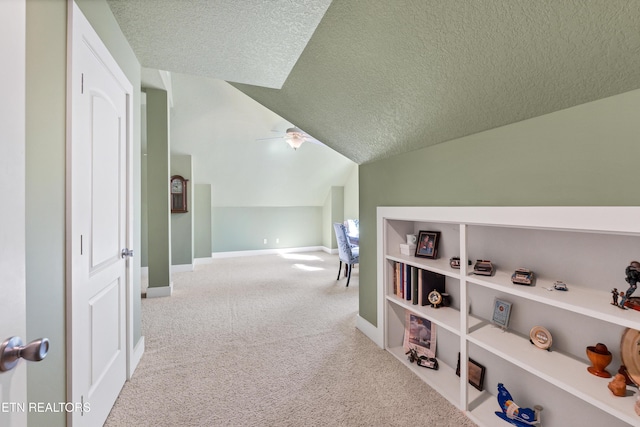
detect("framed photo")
(456, 353), (486, 391)
(415, 231), (440, 259)
(403, 312), (437, 359)
(492, 298), (512, 329)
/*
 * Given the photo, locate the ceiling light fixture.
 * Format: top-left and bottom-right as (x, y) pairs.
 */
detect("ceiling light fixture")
(284, 127), (307, 150)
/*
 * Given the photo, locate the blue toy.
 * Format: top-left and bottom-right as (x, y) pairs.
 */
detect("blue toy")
(495, 383), (541, 426)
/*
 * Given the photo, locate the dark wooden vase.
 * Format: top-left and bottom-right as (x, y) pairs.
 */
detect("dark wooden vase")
(586, 343), (612, 378)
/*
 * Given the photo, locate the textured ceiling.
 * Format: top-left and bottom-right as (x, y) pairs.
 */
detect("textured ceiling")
(232, 0), (640, 164)
(106, 0), (332, 89)
(109, 0), (640, 165)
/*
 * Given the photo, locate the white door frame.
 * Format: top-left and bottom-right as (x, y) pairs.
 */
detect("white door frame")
(66, 1), (135, 422)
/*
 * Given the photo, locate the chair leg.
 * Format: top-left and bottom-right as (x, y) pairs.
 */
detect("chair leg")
(337, 261), (343, 280)
(344, 264), (349, 277)
(346, 264), (352, 287)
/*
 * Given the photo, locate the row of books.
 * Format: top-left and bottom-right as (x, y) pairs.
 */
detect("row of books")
(392, 262), (445, 306)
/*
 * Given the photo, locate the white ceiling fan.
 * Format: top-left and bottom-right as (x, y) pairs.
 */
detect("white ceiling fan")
(257, 127), (322, 150)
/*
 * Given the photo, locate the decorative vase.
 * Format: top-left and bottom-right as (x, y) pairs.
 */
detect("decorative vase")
(586, 343), (612, 378)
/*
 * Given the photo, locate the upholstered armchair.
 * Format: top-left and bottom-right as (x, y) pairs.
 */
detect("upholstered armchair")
(333, 223), (359, 286)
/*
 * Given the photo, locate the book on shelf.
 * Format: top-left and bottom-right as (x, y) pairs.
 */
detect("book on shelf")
(392, 262), (446, 306)
(411, 267), (420, 305)
(420, 269), (446, 306)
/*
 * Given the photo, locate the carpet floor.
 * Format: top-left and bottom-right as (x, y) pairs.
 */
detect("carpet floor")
(104, 251), (477, 427)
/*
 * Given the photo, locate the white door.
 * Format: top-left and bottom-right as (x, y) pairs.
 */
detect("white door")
(0, 1), (27, 426)
(68, 3), (133, 426)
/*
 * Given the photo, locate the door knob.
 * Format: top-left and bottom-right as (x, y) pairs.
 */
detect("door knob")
(121, 248), (134, 258)
(0, 337), (50, 372)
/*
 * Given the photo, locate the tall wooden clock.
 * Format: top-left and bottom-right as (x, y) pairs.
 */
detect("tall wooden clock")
(170, 175), (188, 213)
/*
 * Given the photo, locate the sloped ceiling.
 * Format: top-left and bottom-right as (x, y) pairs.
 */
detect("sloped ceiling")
(110, 0), (640, 165)
(106, 0), (332, 89)
(168, 73), (356, 207)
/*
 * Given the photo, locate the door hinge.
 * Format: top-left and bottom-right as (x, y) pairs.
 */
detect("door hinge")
(81, 73), (84, 94)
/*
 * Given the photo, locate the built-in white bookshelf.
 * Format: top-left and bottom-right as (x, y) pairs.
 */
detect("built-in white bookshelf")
(377, 207), (640, 427)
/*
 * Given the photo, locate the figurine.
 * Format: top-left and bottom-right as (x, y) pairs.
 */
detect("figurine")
(495, 383), (541, 426)
(474, 260), (495, 276)
(611, 288), (619, 306)
(608, 373), (628, 397)
(405, 347), (438, 369)
(553, 280), (568, 291)
(618, 261), (640, 309)
(511, 268), (534, 286)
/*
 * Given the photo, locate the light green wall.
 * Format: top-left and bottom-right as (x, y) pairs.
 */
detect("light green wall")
(25, 2), (66, 425)
(343, 164), (359, 220)
(141, 147), (148, 267)
(194, 184), (213, 258)
(212, 207), (322, 252)
(321, 187), (344, 249)
(146, 88), (171, 287)
(170, 154), (194, 265)
(25, 1), (142, 426)
(359, 89), (640, 327)
(322, 191), (332, 248)
(331, 186), (344, 248)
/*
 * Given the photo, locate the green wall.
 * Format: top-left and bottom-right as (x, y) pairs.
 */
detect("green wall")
(359, 89), (640, 327)
(146, 89), (171, 287)
(343, 165), (359, 220)
(194, 184), (213, 258)
(321, 186), (344, 249)
(25, 2), (66, 425)
(212, 207), (322, 252)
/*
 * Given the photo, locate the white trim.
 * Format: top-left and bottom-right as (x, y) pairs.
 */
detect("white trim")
(211, 246), (326, 259)
(128, 337), (145, 380)
(356, 315), (382, 348)
(171, 263), (194, 273)
(194, 257), (213, 265)
(322, 246), (338, 255)
(141, 266), (148, 277)
(146, 283), (173, 298)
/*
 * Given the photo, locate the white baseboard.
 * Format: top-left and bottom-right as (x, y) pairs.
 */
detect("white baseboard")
(171, 263), (194, 273)
(128, 336), (145, 379)
(211, 246), (326, 259)
(142, 262), (204, 275)
(322, 246), (338, 254)
(356, 315), (383, 349)
(146, 282), (173, 298)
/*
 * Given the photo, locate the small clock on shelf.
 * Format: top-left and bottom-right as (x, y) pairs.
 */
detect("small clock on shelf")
(170, 175), (188, 213)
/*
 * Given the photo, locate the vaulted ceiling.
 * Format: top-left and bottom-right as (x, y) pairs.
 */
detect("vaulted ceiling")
(109, 0), (640, 165)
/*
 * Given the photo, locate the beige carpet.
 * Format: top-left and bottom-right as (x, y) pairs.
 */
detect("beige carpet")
(105, 252), (477, 427)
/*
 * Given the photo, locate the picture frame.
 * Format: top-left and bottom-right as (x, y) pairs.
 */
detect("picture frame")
(414, 231), (440, 259)
(403, 312), (437, 359)
(492, 298), (512, 329)
(456, 353), (486, 391)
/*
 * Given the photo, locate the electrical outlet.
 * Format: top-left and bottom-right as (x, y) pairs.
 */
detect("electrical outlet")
(263, 238), (267, 244)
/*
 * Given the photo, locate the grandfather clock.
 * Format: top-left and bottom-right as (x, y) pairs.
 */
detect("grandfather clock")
(170, 175), (188, 213)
